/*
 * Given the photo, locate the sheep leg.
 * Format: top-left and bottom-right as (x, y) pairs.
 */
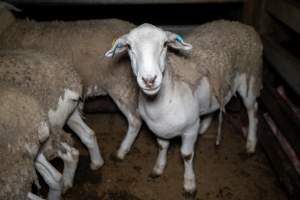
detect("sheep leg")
(27, 192), (45, 200)
(238, 76), (258, 153)
(35, 153), (63, 200)
(181, 120), (199, 197)
(216, 111), (223, 146)
(245, 102), (258, 153)
(113, 99), (142, 160)
(37, 121), (50, 143)
(199, 115), (213, 135)
(150, 138), (170, 177)
(67, 108), (103, 170)
(58, 142), (79, 192)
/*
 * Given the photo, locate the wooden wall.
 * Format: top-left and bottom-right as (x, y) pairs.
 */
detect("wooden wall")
(243, 0), (300, 199)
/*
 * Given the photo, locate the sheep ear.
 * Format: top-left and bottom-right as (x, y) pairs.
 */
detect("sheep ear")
(105, 35), (128, 58)
(166, 32), (192, 52)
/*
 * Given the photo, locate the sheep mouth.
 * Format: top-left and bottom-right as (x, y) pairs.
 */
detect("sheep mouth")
(141, 86), (161, 96)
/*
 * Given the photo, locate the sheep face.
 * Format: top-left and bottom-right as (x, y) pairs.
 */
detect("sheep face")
(105, 23), (192, 96)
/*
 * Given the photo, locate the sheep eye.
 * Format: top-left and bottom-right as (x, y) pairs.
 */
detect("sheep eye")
(163, 41), (168, 48)
(127, 44), (132, 50)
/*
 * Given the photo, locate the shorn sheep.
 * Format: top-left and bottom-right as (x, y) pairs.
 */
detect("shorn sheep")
(105, 20), (263, 195)
(0, 49), (103, 170)
(0, 85), (77, 200)
(0, 9), (141, 160)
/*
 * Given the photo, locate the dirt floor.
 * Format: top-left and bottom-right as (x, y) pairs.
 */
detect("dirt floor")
(61, 108), (287, 200)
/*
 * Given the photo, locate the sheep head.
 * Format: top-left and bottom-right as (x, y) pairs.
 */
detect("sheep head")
(105, 23), (192, 96)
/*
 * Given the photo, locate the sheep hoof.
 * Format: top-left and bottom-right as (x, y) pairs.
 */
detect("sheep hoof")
(246, 140), (256, 154)
(148, 171), (161, 179)
(115, 150), (126, 160)
(214, 143), (221, 152)
(63, 184), (72, 193)
(90, 160), (104, 170)
(109, 153), (123, 162)
(182, 189), (197, 199)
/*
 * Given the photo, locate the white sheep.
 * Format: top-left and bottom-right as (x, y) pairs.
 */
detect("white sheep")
(105, 20), (263, 195)
(0, 49), (103, 170)
(0, 15), (141, 160)
(0, 85), (78, 200)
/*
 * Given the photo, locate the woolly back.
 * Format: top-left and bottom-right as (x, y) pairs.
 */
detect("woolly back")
(0, 85), (44, 200)
(0, 50), (82, 111)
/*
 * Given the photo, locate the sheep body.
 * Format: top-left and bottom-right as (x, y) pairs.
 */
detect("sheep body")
(0, 84), (79, 200)
(0, 48), (104, 169)
(0, 49), (99, 197)
(0, 50), (82, 116)
(170, 20), (262, 109)
(106, 20), (263, 195)
(0, 86), (47, 200)
(0, 18), (141, 159)
(0, 19), (136, 100)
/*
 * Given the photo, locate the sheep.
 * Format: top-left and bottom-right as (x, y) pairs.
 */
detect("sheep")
(0, 16), (142, 160)
(0, 49), (103, 170)
(105, 20), (263, 196)
(0, 1), (18, 34)
(0, 85), (78, 200)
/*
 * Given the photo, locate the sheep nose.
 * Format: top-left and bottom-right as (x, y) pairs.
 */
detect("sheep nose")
(142, 75), (157, 88)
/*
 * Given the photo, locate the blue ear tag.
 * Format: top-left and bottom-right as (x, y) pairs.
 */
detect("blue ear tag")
(116, 43), (123, 48)
(175, 35), (184, 42)
(112, 43), (123, 56)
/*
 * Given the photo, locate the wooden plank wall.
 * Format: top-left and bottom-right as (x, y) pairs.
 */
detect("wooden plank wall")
(243, 0), (300, 199)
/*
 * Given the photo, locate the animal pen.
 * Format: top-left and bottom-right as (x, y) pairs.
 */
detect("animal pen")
(0, 0), (300, 200)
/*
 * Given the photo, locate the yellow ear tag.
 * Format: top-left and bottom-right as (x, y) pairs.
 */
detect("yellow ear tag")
(112, 39), (116, 47)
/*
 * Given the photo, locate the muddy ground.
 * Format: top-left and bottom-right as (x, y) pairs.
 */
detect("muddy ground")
(60, 105), (287, 200)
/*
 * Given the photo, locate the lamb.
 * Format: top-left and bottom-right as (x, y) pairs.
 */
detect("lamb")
(0, 49), (103, 170)
(0, 14), (141, 160)
(0, 85), (78, 200)
(105, 20), (263, 195)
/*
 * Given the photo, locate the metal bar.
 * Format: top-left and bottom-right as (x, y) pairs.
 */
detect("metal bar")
(6, 0), (244, 5)
(262, 36), (300, 97)
(258, 114), (300, 200)
(266, 0), (300, 35)
(261, 82), (300, 157)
